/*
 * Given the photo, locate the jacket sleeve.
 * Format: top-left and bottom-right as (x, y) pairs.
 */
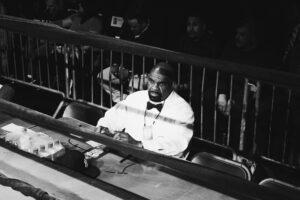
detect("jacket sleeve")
(142, 103), (194, 157)
(96, 102), (127, 132)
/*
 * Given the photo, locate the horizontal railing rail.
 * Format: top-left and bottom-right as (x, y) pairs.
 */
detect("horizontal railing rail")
(1, 15), (300, 89)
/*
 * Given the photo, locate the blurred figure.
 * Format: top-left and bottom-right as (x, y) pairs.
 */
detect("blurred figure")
(68, 0), (103, 34)
(120, 10), (163, 48)
(281, 2), (300, 167)
(55, 0), (103, 34)
(221, 17), (278, 68)
(175, 13), (219, 139)
(99, 4), (164, 106)
(218, 18), (280, 154)
(175, 12), (218, 96)
(178, 13), (218, 57)
(44, 0), (70, 21)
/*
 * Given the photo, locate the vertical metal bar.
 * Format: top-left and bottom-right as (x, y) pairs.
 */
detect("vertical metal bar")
(91, 47), (94, 103)
(142, 56), (146, 89)
(36, 39), (42, 84)
(120, 52), (124, 66)
(80, 46), (84, 99)
(19, 35), (25, 80)
(26, 36), (33, 81)
(130, 54), (134, 93)
(200, 67), (206, 138)
(252, 81), (261, 154)
(177, 63), (181, 85)
(2, 30), (10, 76)
(227, 75), (234, 146)
(11, 33), (16, 78)
(109, 50), (113, 107)
(64, 44), (70, 98)
(54, 42), (59, 90)
(239, 78), (249, 151)
(120, 52), (124, 101)
(282, 89), (292, 163)
(213, 71), (220, 142)
(72, 45), (76, 99)
(267, 86), (275, 156)
(189, 65), (193, 105)
(100, 49), (104, 106)
(26, 36), (34, 81)
(45, 40), (50, 87)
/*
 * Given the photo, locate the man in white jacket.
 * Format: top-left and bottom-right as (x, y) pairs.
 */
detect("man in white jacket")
(97, 62), (194, 157)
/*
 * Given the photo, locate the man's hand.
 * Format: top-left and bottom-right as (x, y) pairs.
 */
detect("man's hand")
(118, 66), (129, 81)
(113, 132), (143, 147)
(95, 126), (115, 137)
(110, 64), (129, 82)
(218, 94), (227, 113)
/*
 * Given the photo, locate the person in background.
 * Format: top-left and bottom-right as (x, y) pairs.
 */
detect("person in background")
(281, 2), (300, 167)
(175, 13), (219, 139)
(43, 0), (70, 21)
(177, 13), (218, 58)
(97, 62), (194, 158)
(54, 0), (103, 34)
(120, 9), (163, 48)
(217, 17), (279, 154)
(42, 0), (104, 99)
(99, 6), (164, 105)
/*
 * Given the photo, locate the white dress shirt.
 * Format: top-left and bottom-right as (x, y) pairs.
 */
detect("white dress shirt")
(97, 90), (194, 157)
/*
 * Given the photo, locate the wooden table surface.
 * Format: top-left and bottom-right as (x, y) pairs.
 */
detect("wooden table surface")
(52, 117), (237, 200)
(0, 113), (144, 200)
(0, 113), (236, 200)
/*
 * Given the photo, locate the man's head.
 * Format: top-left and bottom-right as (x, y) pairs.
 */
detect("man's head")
(45, 0), (64, 19)
(186, 15), (207, 40)
(147, 62), (175, 102)
(126, 13), (149, 36)
(234, 19), (257, 50)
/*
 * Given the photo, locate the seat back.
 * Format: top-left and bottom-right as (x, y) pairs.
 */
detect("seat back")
(0, 84), (15, 101)
(191, 152), (251, 180)
(259, 178), (300, 198)
(187, 137), (236, 160)
(62, 101), (104, 126)
(0, 79), (64, 117)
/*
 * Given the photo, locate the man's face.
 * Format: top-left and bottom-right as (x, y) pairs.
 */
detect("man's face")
(127, 19), (144, 36)
(235, 26), (251, 48)
(46, 0), (57, 17)
(186, 16), (205, 40)
(147, 69), (173, 102)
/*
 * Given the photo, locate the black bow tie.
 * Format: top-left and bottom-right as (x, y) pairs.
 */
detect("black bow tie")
(146, 101), (163, 112)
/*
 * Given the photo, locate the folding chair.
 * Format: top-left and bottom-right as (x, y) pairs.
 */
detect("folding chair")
(191, 152), (252, 180)
(62, 101), (104, 126)
(187, 137), (236, 160)
(259, 178), (300, 199)
(0, 78), (65, 117)
(0, 84), (15, 101)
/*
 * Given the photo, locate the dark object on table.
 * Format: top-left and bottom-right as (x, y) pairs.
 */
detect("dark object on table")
(55, 148), (100, 178)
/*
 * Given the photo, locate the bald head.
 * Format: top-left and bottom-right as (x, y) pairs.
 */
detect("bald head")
(147, 62), (175, 102)
(150, 62), (175, 83)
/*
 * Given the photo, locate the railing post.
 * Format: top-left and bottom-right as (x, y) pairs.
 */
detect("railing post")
(239, 78), (249, 152)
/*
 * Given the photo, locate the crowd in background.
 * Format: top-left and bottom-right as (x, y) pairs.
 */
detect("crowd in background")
(0, 0), (300, 73)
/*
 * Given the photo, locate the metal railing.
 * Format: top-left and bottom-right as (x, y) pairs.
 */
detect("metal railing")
(1, 15), (300, 168)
